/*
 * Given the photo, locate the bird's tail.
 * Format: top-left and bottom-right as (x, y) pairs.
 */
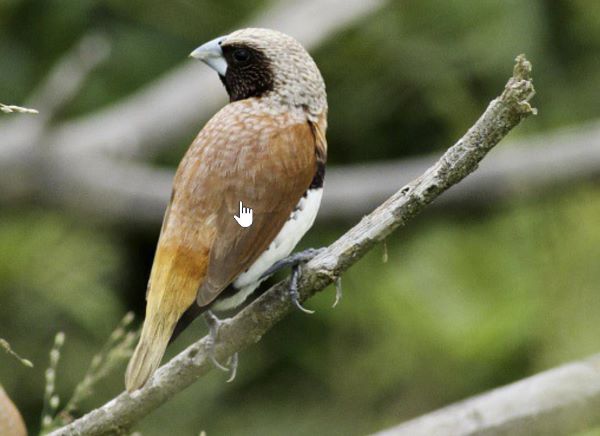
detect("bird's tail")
(125, 311), (177, 392)
(125, 242), (206, 392)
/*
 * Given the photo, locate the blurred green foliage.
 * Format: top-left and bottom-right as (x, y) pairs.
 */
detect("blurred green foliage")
(1, 0), (600, 435)
(0, 210), (124, 428)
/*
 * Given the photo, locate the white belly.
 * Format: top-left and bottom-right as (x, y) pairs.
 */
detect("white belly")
(211, 188), (323, 311)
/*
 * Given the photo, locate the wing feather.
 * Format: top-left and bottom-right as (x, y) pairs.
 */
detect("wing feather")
(154, 100), (318, 307)
(197, 119), (317, 305)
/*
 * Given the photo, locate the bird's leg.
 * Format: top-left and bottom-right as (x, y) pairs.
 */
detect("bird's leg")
(260, 248), (326, 314)
(260, 248), (326, 280)
(202, 310), (239, 381)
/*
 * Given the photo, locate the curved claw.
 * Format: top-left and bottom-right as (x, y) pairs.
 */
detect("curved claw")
(209, 353), (230, 372)
(332, 277), (342, 308)
(226, 353), (239, 383)
(293, 298), (315, 315)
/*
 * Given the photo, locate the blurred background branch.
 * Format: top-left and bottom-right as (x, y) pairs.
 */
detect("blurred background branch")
(8, 120), (598, 224)
(0, 32), (111, 202)
(374, 353), (600, 436)
(2, 115), (600, 223)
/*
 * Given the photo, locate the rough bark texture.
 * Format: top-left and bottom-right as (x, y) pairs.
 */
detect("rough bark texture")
(49, 56), (535, 436)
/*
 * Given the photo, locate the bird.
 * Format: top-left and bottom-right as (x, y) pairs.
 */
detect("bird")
(125, 28), (328, 392)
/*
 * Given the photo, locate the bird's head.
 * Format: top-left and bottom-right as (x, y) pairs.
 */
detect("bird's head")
(190, 28), (327, 117)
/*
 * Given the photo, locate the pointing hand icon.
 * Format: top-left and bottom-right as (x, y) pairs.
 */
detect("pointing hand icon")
(234, 201), (253, 227)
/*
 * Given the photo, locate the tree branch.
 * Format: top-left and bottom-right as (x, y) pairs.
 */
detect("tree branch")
(49, 55), (535, 436)
(373, 353), (600, 436)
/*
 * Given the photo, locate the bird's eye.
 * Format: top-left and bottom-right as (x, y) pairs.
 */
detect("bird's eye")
(232, 48), (251, 63)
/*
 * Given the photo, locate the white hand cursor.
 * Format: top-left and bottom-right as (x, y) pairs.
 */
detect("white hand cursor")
(234, 201), (253, 227)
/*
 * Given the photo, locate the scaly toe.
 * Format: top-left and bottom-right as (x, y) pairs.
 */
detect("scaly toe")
(203, 310), (232, 373)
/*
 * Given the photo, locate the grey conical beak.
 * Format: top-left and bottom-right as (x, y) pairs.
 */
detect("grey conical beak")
(189, 36), (227, 76)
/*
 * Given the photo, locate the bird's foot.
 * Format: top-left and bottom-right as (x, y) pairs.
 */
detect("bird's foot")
(260, 247), (326, 314)
(202, 310), (238, 382)
(289, 262), (314, 314)
(292, 269), (342, 312)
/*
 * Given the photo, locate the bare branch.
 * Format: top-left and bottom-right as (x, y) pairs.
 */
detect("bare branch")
(373, 353), (600, 436)
(49, 55), (535, 436)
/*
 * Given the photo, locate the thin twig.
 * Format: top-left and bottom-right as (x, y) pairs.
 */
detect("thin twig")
(0, 338), (34, 368)
(49, 55), (535, 436)
(0, 103), (38, 114)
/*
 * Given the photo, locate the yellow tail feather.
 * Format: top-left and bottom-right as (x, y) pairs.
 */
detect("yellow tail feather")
(125, 244), (207, 392)
(125, 315), (176, 392)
